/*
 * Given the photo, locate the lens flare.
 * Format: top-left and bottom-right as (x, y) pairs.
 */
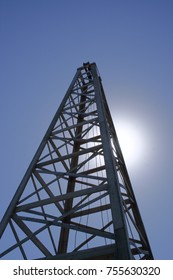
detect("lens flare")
(114, 118), (148, 170)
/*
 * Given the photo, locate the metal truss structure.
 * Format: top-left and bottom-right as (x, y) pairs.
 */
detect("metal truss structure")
(0, 63), (153, 260)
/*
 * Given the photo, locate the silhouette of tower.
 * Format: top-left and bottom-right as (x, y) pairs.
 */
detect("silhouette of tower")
(0, 62), (153, 260)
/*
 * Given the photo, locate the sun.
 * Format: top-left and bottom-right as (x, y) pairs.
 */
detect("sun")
(114, 117), (148, 170)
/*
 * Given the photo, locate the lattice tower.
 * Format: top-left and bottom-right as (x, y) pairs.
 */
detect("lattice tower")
(0, 62), (153, 260)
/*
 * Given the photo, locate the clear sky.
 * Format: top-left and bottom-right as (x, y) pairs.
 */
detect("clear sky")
(0, 0), (173, 259)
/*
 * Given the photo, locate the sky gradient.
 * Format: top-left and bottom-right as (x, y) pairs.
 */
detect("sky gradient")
(0, 0), (173, 259)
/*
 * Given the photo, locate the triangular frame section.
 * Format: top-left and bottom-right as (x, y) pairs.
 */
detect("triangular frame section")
(0, 62), (153, 260)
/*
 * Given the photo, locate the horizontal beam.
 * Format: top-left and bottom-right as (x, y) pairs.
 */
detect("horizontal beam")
(16, 184), (108, 212)
(52, 117), (98, 136)
(19, 216), (114, 240)
(71, 203), (110, 218)
(36, 143), (103, 167)
(39, 244), (117, 260)
(37, 168), (107, 182)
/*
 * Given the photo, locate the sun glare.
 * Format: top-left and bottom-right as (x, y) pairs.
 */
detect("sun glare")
(114, 118), (147, 170)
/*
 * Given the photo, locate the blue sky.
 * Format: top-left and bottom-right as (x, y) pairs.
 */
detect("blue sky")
(0, 0), (173, 259)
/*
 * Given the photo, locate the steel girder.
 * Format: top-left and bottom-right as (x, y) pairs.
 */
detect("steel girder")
(0, 62), (153, 260)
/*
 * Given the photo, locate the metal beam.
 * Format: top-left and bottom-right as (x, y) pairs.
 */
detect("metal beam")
(91, 64), (132, 259)
(16, 184), (108, 212)
(39, 244), (117, 260)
